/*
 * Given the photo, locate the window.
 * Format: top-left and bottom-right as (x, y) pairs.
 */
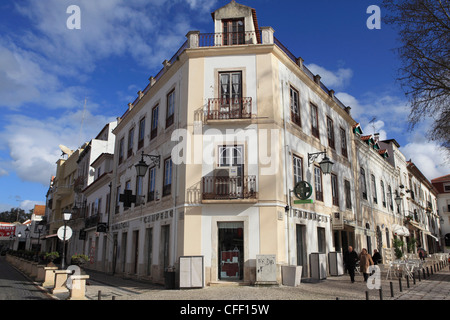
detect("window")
(360, 167), (367, 200)
(317, 227), (326, 253)
(311, 103), (319, 139)
(222, 18), (245, 45)
(94, 198), (99, 215)
(219, 145), (244, 168)
(127, 127), (134, 158)
(118, 138), (124, 165)
(371, 175), (377, 204)
(219, 72), (242, 116)
(444, 184), (450, 192)
(98, 198), (102, 215)
(385, 228), (390, 248)
(166, 90), (175, 128)
(344, 180), (352, 209)
(163, 158), (172, 197)
(136, 175), (144, 203)
(331, 173), (339, 207)
(340, 127), (348, 158)
(124, 181), (131, 211)
(115, 186), (121, 214)
(314, 166), (323, 201)
(106, 192), (110, 216)
(381, 180), (386, 207)
(388, 185), (393, 211)
(293, 155), (303, 185)
(290, 87), (301, 126)
(148, 167), (156, 201)
(151, 105), (159, 140)
(138, 117), (145, 150)
(327, 116), (335, 150)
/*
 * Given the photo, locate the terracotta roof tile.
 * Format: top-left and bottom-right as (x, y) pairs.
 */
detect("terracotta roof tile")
(33, 205), (45, 216)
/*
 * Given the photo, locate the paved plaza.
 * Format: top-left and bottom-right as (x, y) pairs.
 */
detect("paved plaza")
(50, 262), (450, 301)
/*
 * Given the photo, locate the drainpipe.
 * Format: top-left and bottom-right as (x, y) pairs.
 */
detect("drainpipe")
(281, 80), (291, 266)
(172, 73), (182, 271)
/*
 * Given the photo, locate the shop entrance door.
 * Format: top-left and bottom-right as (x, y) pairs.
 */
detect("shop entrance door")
(296, 225), (308, 277)
(218, 222), (244, 280)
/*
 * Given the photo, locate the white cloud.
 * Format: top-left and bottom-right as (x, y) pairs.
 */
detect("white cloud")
(0, 111), (114, 185)
(401, 136), (449, 180)
(12, 0), (194, 76)
(0, 168), (8, 177)
(20, 200), (45, 212)
(306, 63), (353, 90)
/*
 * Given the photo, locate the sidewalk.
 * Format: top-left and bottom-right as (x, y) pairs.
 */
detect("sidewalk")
(49, 263), (450, 301)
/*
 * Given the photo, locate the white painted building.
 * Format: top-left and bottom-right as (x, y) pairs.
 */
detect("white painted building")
(432, 174), (450, 253)
(68, 121), (117, 264)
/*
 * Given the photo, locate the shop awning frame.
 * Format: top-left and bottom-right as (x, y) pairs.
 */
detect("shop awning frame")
(392, 224), (410, 236)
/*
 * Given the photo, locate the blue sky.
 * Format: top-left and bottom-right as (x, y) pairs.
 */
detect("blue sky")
(0, 0), (448, 212)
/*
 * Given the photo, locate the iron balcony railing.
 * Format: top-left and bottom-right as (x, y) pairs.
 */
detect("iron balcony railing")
(202, 175), (257, 200)
(207, 97), (252, 120)
(85, 214), (99, 229)
(199, 31), (261, 47)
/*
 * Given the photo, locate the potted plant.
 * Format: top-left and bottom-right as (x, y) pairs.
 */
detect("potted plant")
(44, 251), (60, 266)
(71, 254), (88, 267)
(393, 238), (404, 260)
(407, 237), (417, 253)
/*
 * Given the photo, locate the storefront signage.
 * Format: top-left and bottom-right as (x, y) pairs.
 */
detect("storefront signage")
(290, 209), (328, 223)
(0, 225), (15, 239)
(143, 210), (173, 224)
(293, 181), (313, 200)
(111, 221), (129, 231)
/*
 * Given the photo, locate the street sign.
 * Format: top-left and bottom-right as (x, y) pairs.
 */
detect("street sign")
(57, 226), (73, 241)
(293, 199), (314, 204)
(294, 181), (313, 200)
(119, 189), (137, 208)
(96, 222), (108, 233)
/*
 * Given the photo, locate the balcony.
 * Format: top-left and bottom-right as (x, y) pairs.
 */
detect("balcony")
(85, 214), (99, 229)
(198, 31), (261, 47)
(207, 97), (252, 121)
(202, 175), (257, 201)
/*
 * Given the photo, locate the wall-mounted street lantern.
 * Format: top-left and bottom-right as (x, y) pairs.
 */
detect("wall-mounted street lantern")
(135, 151), (161, 177)
(307, 149), (334, 174)
(394, 195), (402, 207)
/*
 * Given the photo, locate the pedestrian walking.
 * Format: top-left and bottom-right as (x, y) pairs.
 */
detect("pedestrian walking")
(372, 249), (382, 265)
(359, 248), (374, 282)
(344, 246), (358, 283)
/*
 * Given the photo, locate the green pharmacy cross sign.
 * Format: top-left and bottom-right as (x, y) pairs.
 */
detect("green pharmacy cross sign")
(293, 181), (314, 204)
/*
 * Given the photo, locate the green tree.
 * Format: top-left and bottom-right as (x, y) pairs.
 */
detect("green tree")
(0, 208), (31, 223)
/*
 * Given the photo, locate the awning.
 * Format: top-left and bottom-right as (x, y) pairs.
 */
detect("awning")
(408, 220), (426, 231)
(392, 224), (410, 236)
(427, 234), (439, 242)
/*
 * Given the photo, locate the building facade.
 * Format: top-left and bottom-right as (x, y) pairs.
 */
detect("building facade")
(102, 1), (361, 285)
(432, 174), (450, 253)
(40, 1), (444, 286)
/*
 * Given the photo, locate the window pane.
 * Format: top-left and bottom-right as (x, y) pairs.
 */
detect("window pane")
(345, 180), (352, 209)
(314, 166), (323, 201)
(293, 156), (303, 184)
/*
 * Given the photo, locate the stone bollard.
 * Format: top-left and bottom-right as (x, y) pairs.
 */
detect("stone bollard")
(68, 274), (90, 300)
(36, 265), (47, 282)
(30, 262), (39, 278)
(25, 261), (33, 275)
(52, 270), (72, 294)
(42, 266), (59, 288)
